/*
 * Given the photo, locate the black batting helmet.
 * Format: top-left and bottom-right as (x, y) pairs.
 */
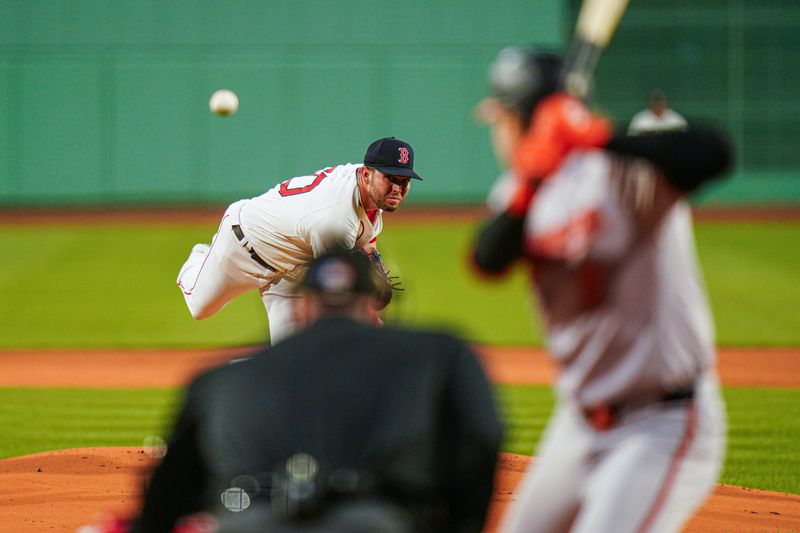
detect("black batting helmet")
(488, 47), (562, 123)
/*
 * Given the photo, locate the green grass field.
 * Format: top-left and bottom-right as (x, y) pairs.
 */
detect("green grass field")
(0, 218), (799, 495)
(0, 220), (798, 348)
(496, 384), (800, 495)
(1, 384), (798, 494)
(0, 388), (179, 458)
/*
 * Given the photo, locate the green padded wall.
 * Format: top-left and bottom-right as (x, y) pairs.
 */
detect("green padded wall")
(0, 0), (562, 206)
(3, 1), (797, 206)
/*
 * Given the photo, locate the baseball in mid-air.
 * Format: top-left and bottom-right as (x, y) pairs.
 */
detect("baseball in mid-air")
(209, 89), (239, 116)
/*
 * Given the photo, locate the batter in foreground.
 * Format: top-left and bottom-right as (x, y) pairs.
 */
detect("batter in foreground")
(472, 47), (733, 533)
(177, 137), (420, 344)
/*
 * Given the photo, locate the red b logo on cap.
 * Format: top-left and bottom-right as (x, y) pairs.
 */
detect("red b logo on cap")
(398, 147), (409, 164)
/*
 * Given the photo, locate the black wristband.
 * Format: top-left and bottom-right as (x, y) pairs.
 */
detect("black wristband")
(473, 211), (526, 273)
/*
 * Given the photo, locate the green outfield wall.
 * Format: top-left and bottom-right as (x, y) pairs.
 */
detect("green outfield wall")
(1, 1), (797, 206)
(0, 0), (561, 206)
(569, 0), (800, 205)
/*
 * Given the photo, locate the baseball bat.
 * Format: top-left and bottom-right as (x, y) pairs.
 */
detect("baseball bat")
(561, 0), (630, 99)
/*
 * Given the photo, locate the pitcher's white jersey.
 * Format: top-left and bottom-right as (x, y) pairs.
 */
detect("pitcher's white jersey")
(520, 150), (714, 407)
(177, 163), (382, 344)
(177, 135), (420, 345)
(240, 163), (382, 278)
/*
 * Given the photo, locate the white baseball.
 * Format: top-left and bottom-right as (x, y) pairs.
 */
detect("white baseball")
(209, 89), (239, 116)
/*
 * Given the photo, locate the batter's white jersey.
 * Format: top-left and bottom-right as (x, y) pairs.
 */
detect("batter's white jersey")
(240, 163), (382, 279)
(493, 150), (726, 533)
(522, 150), (714, 407)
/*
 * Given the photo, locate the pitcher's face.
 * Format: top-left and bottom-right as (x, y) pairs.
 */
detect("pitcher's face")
(364, 168), (411, 211)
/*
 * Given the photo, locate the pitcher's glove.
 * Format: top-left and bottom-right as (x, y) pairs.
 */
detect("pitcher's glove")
(363, 249), (403, 311)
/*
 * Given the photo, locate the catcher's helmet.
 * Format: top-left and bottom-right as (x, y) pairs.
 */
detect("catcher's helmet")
(488, 47), (562, 121)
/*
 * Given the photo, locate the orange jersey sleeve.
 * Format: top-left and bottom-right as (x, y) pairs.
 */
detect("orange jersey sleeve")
(513, 93), (612, 182)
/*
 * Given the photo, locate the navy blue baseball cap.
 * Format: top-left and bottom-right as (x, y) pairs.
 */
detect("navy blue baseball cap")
(363, 137), (423, 180)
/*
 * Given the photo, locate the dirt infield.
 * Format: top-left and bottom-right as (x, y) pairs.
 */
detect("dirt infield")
(1, 346), (799, 389)
(1, 346), (799, 532)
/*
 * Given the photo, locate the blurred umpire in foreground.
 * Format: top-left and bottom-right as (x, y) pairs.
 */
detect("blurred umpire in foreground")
(126, 248), (503, 533)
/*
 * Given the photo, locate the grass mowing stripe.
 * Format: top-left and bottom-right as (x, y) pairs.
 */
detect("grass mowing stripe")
(0, 388), (179, 459)
(0, 224), (269, 349)
(1, 385), (798, 494)
(721, 387), (800, 494)
(495, 384), (800, 495)
(1, 221), (798, 348)
(694, 223), (800, 346)
(495, 384), (554, 456)
(377, 222), (542, 346)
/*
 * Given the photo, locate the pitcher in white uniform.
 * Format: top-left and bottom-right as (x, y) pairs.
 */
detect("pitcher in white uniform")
(177, 137), (422, 344)
(472, 48), (733, 533)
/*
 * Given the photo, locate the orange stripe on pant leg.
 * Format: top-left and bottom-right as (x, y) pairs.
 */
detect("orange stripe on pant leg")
(636, 403), (698, 533)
